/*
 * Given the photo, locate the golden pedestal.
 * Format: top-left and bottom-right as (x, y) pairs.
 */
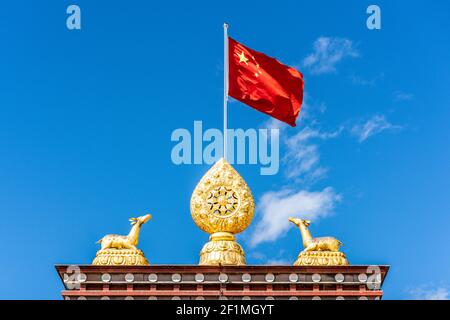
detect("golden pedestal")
(92, 249), (149, 266)
(294, 251), (349, 266)
(199, 232), (245, 266)
(190, 159), (254, 266)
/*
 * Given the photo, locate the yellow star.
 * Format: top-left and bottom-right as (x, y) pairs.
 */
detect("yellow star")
(237, 51), (249, 65)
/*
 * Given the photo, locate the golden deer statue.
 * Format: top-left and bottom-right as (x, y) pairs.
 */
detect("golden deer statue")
(288, 217), (348, 266)
(92, 214), (152, 266)
(97, 214), (152, 250)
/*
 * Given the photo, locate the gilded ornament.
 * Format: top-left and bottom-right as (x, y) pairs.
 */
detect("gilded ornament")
(92, 214), (151, 266)
(288, 217), (349, 266)
(191, 158), (254, 265)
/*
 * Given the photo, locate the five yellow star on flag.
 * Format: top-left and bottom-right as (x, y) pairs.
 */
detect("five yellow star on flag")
(237, 50), (263, 77)
(237, 51), (249, 65)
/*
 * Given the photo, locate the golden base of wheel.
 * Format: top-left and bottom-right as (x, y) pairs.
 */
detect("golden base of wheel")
(199, 232), (246, 266)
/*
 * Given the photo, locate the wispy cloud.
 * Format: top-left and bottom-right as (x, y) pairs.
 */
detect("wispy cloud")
(251, 97), (343, 247)
(303, 37), (359, 75)
(252, 90), (402, 247)
(284, 126), (342, 182)
(248, 250), (293, 265)
(297, 93), (327, 121)
(410, 287), (449, 300)
(394, 91), (414, 102)
(350, 73), (384, 86)
(351, 115), (401, 143)
(262, 110), (342, 183)
(266, 258), (291, 265)
(249, 187), (341, 247)
(250, 114), (400, 245)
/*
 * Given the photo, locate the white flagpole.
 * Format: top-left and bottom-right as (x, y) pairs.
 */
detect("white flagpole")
(223, 23), (229, 160)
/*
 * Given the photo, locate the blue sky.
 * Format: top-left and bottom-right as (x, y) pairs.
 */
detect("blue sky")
(0, 0), (449, 299)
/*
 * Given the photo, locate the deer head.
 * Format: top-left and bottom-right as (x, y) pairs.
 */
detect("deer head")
(288, 217), (311, 227)
(130, 214), (152, 226)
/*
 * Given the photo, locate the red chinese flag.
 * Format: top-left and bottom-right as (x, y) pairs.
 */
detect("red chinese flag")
(228, 37), (304, 127)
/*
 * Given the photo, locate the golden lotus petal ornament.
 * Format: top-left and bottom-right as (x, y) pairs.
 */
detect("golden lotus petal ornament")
(92, 249), (149, 266)
(190, 158), (254, 265)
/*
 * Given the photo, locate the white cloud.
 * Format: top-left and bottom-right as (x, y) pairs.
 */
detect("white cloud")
(248, 251), (266, 260)
(248, 250), (293, 265)
(303, 37), (359, 75)
(261, 95), (341, 183)
(262, 117), (287, 131)
(253, 93), (393, 247)
(284, 126), (342, 182)
(266, 258), (291, 265)
(250, 114), (400, 246)
(350, 73), (384, 86)
(394, 91), (414, 101)
(251, 102), (343, 247)
(296, 93), (327, 121)
(351, 115), (401, 143)
(410, 287), (449, 300)
(249, 187), (341, 247)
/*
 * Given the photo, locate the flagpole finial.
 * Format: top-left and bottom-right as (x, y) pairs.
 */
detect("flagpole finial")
(224, 23), (228, 29)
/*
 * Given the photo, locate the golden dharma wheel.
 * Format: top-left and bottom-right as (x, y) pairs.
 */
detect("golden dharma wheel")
(190, 158), (254, 235)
